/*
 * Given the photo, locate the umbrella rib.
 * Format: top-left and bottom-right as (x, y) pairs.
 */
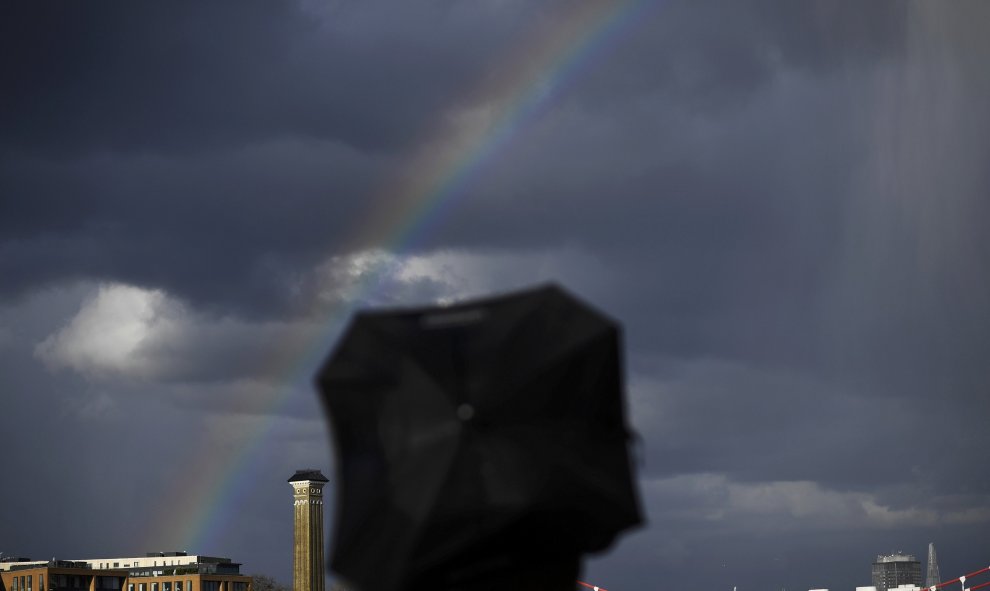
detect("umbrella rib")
(361, 318), (460, 402)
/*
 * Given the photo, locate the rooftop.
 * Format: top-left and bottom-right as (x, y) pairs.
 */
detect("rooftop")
(287, 469), (328, 483)
(876, 554), (918, 563)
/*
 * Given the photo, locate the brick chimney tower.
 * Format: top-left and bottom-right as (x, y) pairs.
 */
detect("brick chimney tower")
(289, 469), (329, 591)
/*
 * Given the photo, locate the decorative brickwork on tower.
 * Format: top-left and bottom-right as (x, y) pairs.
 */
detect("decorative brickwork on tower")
(288, 470), (329, 591)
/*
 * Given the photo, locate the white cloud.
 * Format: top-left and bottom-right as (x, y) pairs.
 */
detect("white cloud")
(33, 282), (322, 384)
(642, 473), (990, 530)
(313, 245), (617, 309)
(26, 246), (617, 385)
(35, 283), (183, 379)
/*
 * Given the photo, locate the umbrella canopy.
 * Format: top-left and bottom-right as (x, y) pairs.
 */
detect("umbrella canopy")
(316, 284), (642, 591)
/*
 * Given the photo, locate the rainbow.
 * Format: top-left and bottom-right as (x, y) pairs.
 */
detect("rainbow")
(144, 0), (655, 557)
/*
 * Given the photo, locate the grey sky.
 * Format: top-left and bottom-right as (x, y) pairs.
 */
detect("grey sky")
(2, 2), (989, 591)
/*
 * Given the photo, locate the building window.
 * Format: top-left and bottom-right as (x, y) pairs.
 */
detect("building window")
(12, 575), (19, 591)
(187, 580), (193, 591)
(39, 575), (44, 591)
(164, 583), (172, 591)
(27, 575), (33, 591)
(140, 584), (146, 591)
(152, 583), (159, 591)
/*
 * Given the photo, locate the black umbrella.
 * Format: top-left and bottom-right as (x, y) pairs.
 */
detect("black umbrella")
(316, 284), (642, 591)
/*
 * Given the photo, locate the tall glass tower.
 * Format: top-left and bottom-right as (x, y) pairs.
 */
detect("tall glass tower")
(926, 543), (941, 588)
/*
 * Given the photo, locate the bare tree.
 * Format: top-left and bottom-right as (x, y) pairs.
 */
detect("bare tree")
(249, 575), (289, 591)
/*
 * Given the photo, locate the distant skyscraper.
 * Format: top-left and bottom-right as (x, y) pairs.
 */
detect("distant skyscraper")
(926, 543), (941, 588)
(289, 469), (329, 591)
(872, 553), (923, 591)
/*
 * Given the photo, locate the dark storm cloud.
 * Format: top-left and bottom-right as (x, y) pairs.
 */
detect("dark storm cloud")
(0, 0), (559, 314)
(0, 1), (907, 158)
(1, 0), (905, 316)
(415, 65), (860, 375)
(625, 356), (988, 498)
(4, 2), (990, 590)
(0, 1), (532, 157)
(0, 142), (378, 314)
(569, 1), (906, 113)
(1, 1), (309, 155)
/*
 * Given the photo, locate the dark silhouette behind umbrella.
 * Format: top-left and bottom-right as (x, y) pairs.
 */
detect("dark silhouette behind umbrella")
(316, 284), (642, 591)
